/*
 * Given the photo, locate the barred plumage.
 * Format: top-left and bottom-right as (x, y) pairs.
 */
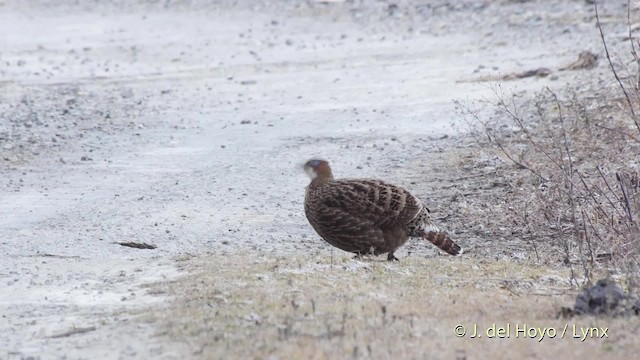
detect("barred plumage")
(303, 159), (462, 261)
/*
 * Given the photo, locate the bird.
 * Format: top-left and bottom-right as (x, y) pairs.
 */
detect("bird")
(303, 159), (462, 261)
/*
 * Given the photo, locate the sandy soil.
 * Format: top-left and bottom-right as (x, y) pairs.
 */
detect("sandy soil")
(0, 0), (630, 358)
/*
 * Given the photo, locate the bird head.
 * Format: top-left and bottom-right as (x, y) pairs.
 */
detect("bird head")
(303, 159), (333, 181)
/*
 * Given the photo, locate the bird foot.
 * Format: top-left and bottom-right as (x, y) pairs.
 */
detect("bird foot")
(387, 253), (399, 262)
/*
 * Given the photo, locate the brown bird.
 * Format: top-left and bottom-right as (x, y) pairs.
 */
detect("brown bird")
(303, 159), (462, 261)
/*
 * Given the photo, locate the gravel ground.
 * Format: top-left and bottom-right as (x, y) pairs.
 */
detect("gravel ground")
(0, 0), (629, 358)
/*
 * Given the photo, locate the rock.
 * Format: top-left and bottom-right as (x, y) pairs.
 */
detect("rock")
(574, 279), (624, 315)
(573, 279), (640, 316)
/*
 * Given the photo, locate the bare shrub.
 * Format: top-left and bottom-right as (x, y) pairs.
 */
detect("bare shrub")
(455, 1), (640, 287)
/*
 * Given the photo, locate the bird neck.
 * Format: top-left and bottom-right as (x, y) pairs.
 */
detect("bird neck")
(310, 172), (333, 188)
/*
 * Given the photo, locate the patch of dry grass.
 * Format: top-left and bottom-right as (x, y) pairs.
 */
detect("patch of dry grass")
(146, 253), (640, 359)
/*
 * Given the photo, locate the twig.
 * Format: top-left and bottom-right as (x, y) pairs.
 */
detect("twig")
(617, 172), (638, 228)
(492, 87), (572, 180)
(594, 123), (640, 143)
(595, 1), (640, 133)
(548, 87), (574, 177)
(117, 242), (157, 249)
(580, 209), (596, 267)
(595, 167), (628, 220)
(548, 86), (585, 279)
(576, 171), (619, 224)
(49, 326), (97, 338)
(582, 210), (611, 253)
(559, 213), (574, 287)
(453, 98), (489, 145)
(524, 201), (540, 262)
(627, 0), (640, 91)
(454, 98), (548, 181)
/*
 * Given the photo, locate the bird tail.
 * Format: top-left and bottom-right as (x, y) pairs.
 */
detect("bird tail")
(422, 231), (463, 256)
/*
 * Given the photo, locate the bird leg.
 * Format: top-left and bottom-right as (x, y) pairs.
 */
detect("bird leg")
(387, 253), (399, 261)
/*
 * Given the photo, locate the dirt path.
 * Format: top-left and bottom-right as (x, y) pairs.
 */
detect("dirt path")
(0, 1), (613, 358)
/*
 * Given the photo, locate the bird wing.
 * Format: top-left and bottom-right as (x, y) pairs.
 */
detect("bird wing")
(319, 179), (423, 230)
(308, 202), (386, 251)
